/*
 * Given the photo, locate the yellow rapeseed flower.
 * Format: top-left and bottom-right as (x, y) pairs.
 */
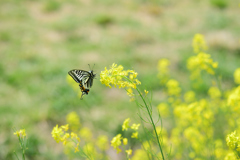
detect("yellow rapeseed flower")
(166, 79), (181, 96)
(66, 112), (81, 131)
(96, 135), (109, 151)
(111, 134), (122, 153)
(131, 123), (140, 130)
(157, 102), (169, 117)
(131, 132), (138, 139)
(126, 149), (132, 156)
(226, 131), (239, 150)
(122, 118), (130, 131)
(184, 91), (196, 103)
(192, 33), (208, 53)
(234, 68), (240, 84)
(208, 87), (221, 99)
(187, 52), (218, 79)
(14, 129), (26, 138)
(51, 125), (64, 143)
(157, 59), (170, 85)
(100, 63), (141, 98)
(123, 138), (128, 145)
(79, 127), (93, 141)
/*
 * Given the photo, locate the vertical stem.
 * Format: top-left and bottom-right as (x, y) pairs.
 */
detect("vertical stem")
(136, 88), (165, 160)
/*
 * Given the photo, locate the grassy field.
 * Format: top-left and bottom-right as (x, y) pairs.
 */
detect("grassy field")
(0, 0), (240, 159)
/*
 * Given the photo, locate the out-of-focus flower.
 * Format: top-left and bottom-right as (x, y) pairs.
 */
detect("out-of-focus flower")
(192, 34), (208, 53)
(122, 118), (130, 131)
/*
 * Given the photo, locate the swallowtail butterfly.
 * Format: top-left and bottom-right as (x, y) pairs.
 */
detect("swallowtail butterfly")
(68, 66), (96, 98)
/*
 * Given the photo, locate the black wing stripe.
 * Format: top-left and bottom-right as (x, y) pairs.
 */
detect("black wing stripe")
(68, 71), (81, 83)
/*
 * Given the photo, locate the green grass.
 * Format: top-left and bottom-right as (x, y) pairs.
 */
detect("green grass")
(0, 0), (239, 159)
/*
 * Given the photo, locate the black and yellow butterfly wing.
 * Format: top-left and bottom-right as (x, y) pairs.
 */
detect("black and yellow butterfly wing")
(68, 69), (96, 88)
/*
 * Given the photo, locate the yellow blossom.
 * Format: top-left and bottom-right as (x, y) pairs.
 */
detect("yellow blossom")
(131, 123), (140, 130)
(79, 127), (92, 141)
(157, 59), (170, 85)
(234, 68), (240, 84)
(74, 143), (79, 153)
(157, 102), (169, 117)
(126, 149), (132, 156)
(61, 124), (69, 131)
(96, 135), (109, 151)
(184, 91), (196, 103)
(51, 125), (64, 143)
(187, 52), (218, 80)
(144, 90), (149, 95)
(131, 149), (148, 160)
(166, 79), (181, 96)
(192, 33), (208, 53)
(100, 63), (141, 97)
(66, 112), (81, 131)
(111, 134), (122, 153)
(131, 132), (138, 139)
(123, 138), (128, 145)
(14, 129), (26, 138)
(122, 118), (130, 131)
(208, 87), (221, 99)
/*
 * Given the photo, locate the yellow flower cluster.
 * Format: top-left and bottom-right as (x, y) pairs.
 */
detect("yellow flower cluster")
(52, 113), (109, 159)
(66, 111), (81, 131)
(166, 79), (181, 96)
(51, 124), (81, 152)
(227, 85), (240, 107)
(14, 129), (26, 138)
(157, 59), (170, 85)
(234, 68), (240, 84)
(192, 33), (208, 53)
(111, 118), (140, 156)
(226, 131), (240, 150)
(100, 63), (141, 98)
(187, 52), (218, 79)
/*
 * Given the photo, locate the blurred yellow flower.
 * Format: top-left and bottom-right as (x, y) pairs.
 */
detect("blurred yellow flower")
(184, 91), (196, 103)
(157, 102), (169, 117)
(96, 135), (109, 151)
(131, 132), (138, 139)
(144, 90), (149, 95)
(157, 58), (170, 85)
(187, 52), (218, 79)
(192, 33), (208, 53)
(51, 125), (64, 143)
(111, 134), (122, 153)
(226, 131), (239, 150)
(131, 149), (148, 160)
(123, 138), (128, 145)
(14, 129), (26, 138)
(79, 127), (92, 141)
(126, 149), (132, 156)
(208, 87), (221, 99)
(166, 79), (181, 96)
(234, 68), (240, 84)
(131, 123), (140, 130)
(227, 86), (240, 107)
(122, 118), (130, 131)
(224, 152), (237, 160)
(66, 112), (81, 131)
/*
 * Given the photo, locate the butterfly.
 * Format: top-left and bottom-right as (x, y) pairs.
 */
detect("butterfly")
(68, 65), (96, 98)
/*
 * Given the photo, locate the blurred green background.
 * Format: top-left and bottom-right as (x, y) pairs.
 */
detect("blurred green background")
(0, 0), (239, 159)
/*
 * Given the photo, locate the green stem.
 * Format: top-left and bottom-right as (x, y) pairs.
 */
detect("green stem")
(136, 87), (165, 160)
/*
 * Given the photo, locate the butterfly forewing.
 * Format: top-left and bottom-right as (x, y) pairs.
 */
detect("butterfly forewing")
(68, 69), (96, 88)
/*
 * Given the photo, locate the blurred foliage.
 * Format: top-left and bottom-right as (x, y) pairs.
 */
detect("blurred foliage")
(0, 0), (239, 159)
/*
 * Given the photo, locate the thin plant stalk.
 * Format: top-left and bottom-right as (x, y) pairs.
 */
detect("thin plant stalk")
(123, 76), (165, 160)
